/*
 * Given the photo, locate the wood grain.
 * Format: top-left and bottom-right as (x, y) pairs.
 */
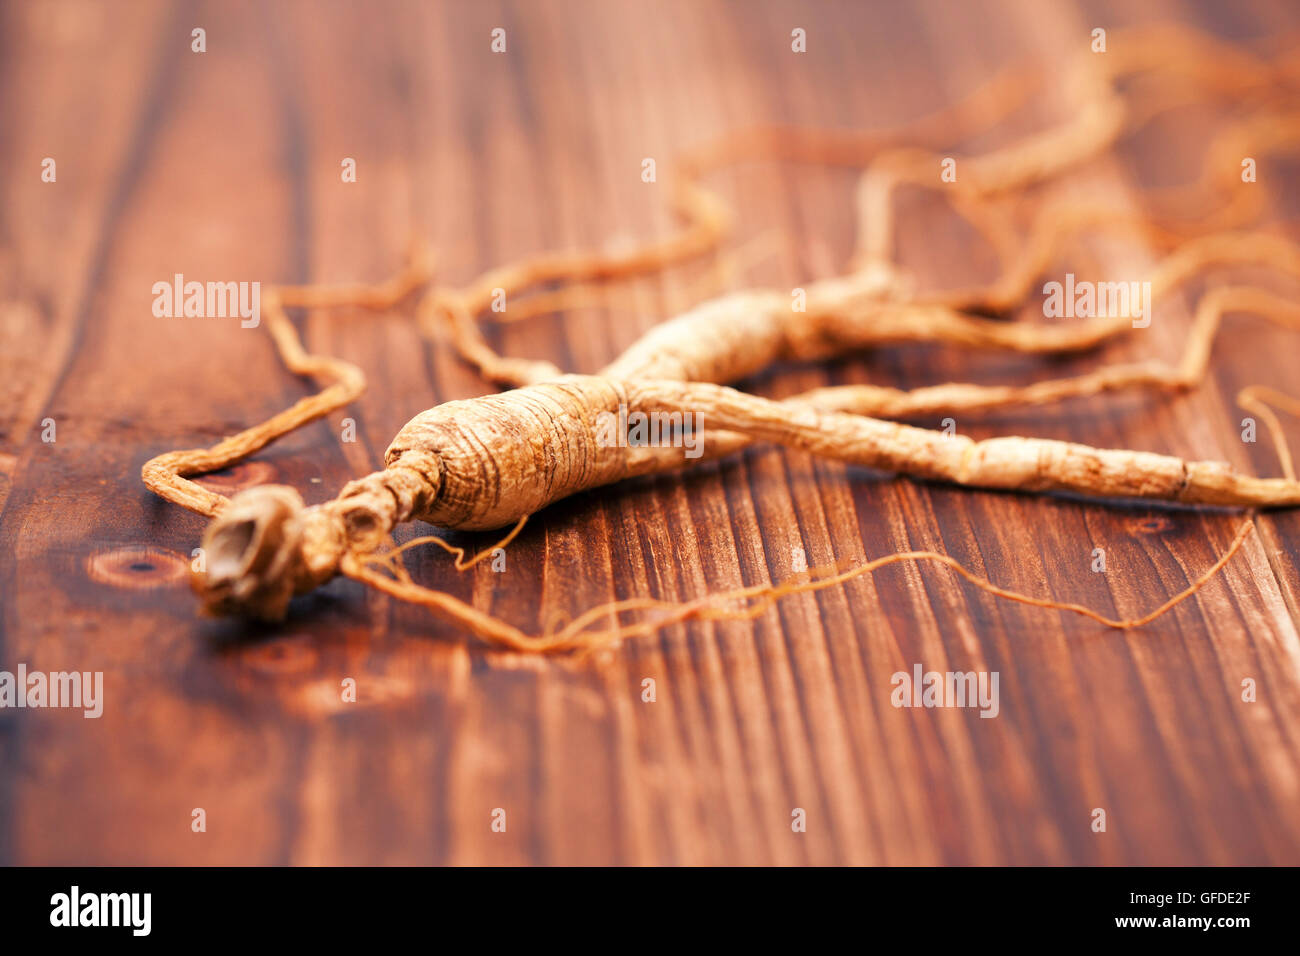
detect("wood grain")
(2, 0), (1300, 865)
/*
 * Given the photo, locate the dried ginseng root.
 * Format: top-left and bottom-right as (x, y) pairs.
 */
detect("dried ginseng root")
(176, 370), (1300, 616)
(141, 24), (1300, 650)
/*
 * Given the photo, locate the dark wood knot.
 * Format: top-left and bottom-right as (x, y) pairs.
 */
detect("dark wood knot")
(1133, 515), (1172, 535)
(86, 545), (190, 590)
(238, 636), (320, 677)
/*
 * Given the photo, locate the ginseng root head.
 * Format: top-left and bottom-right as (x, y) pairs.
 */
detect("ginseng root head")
(193, 485), (309, 620)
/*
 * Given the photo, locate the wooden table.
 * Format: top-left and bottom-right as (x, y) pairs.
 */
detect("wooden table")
(3, 0), (1299, 865)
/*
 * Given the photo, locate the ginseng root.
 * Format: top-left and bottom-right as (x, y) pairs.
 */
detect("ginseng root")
(186, 371), (1300, 622)
(140, 24), (1300, 649)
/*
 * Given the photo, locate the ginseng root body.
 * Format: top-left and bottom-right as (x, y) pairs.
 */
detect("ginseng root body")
(197, 376), (661, 618)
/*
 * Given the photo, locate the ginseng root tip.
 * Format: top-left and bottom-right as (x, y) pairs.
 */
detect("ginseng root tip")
(193, 485), (308, 620)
